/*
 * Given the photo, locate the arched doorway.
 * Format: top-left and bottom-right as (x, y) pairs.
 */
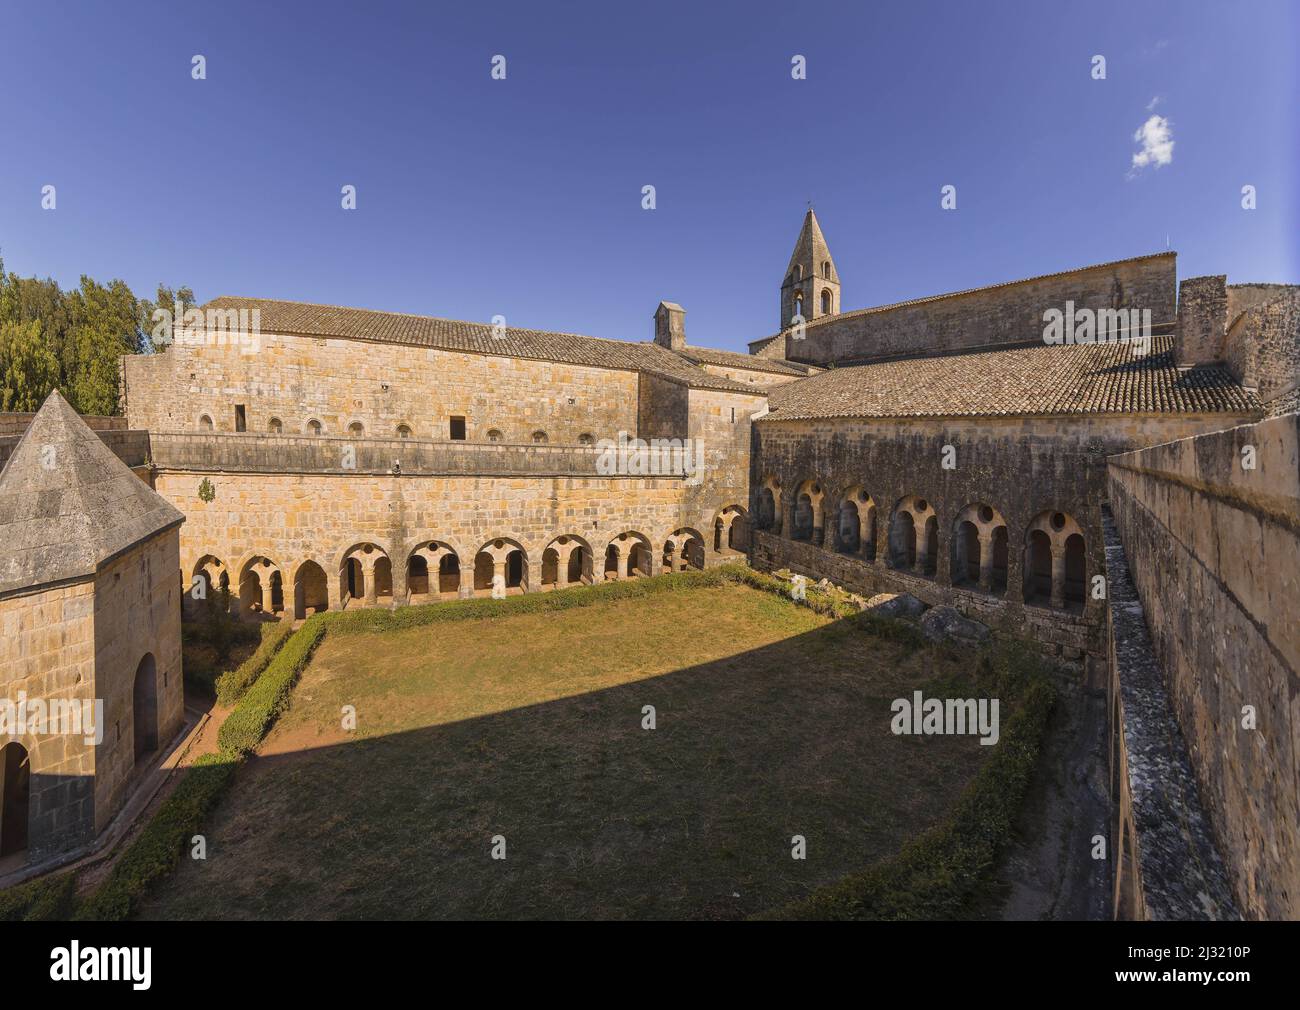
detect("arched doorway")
(133, 653), (159, 764)
(294, 560), (329, 619)
(0, 742), (29, 858)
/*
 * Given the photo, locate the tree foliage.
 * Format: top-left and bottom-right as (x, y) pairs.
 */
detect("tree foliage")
(0, 255), (194, 415)
(0, 319), (60, 412)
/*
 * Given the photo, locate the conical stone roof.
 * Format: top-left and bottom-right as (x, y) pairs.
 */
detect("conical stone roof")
(0, 389), (183, 597)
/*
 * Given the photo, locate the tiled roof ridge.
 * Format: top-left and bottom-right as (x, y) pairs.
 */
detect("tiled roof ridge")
(760, 334), (1260, 422)
(199, 296), (764, 395)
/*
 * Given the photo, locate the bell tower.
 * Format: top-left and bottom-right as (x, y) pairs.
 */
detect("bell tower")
(780, 208), (840, 330)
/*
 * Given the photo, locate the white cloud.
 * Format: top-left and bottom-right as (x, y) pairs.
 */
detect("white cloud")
(1130, 114), (1174, 173)
(1145, 95), (1162, 111)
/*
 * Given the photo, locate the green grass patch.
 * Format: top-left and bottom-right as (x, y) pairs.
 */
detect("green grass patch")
(35, 563), (1030, 921)
(757, 643), (1057, 920)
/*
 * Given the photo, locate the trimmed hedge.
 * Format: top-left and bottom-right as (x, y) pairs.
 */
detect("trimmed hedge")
(0, 871), (77, 922)
(758, 646), (1057, 920)
(326, 567), (729, 636)
(217, 614), (328, 757)
(74, 753), (239, 922)
(214, 620), (294, 706)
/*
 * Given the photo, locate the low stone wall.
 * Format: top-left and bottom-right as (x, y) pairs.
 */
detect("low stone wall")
(749, 529), (1100, 675)
(1106, 412), (1299, 919)
(0, 428), (149, 472)
(0, 412), (124, 436)
(1101, 508), (1237, 920)
(148, 431), (611, 476)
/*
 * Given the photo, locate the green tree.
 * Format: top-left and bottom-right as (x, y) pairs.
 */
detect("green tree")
(0, 318), (59, 411)
(137, 283), (198, 354)
(62, 276), (139, 415)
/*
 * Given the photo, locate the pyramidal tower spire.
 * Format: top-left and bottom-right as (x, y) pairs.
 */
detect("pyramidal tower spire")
(780, 208), (840, 330)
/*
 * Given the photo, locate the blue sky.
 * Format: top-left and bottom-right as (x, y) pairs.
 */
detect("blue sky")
(1, 0), (1295, 352)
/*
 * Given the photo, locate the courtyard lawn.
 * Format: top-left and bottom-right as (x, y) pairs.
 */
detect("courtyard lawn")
(142, 582), (996, 920)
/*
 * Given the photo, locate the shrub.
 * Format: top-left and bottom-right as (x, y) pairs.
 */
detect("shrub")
(74, 753), (240, 922)
(214, 621), (294, 706)
(326, 569), (727, 636)
(216, 615), (328, 757)
(0, 871), (77, 922)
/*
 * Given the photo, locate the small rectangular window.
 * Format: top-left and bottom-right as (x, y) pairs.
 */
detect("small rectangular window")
(235, 404), (246, 432)
(449, 416), (466, 440)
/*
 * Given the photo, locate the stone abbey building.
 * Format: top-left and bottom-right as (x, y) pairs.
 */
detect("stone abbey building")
(1, 210), (1296, 920)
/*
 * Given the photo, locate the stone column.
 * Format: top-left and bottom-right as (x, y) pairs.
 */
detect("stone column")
(363, 559), (378, 606)
(978, 533), (994, 592)
(492, 559), (507, 598)
(393, 556), (409, 607)
(260, 577), (274, 617)
(914, 522), (929, 575)
(1050, 545), (1065, 610)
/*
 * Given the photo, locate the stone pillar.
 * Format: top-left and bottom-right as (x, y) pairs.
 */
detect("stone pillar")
(1050, 545), (1065, 610)
(978, 533), (994, 592)
(393, 557), (409, 607)
(621, 546), (634, 579)
(492, 559), (507, 598)
(260, 578), (274, 617)
(781, 500), (795, 540)
(332, 568), (348, 610)
(915, 525), (929, 575)
(363, 559), (378, 606)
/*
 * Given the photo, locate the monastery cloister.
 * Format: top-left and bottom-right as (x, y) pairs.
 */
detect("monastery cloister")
(187, 506), (750, 621)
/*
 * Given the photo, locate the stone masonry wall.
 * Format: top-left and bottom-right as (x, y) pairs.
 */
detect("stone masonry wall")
(751, 411), (1258, 675)
(778, 254), (1176, 365)
(91, 529), (184, 835)
(1224, 287), (1299, 413)
(1107, 412), (1299, 919)
(155, 468), (748, 610)
(122, 332), (642, 444)
(0, 580), (97, 861)
(0, 413), (125, 436)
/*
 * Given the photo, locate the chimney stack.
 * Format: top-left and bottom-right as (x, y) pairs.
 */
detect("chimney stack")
(654, 301), (686, 352)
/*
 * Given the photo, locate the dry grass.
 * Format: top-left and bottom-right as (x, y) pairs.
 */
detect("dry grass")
(143, 583), (991, 920)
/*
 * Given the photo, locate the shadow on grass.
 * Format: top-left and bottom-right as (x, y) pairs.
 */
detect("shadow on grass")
(141, 608), (1000, 921)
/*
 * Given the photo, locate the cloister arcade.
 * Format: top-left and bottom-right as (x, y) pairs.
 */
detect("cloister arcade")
(753, 473), (1088, 614)
(177, 506), (748, 624)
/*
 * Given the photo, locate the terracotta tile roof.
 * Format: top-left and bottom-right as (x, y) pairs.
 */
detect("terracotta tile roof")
(762, 335), (1261, 421)
(200, 297), (762, 395)
(0, 390), (184, 596)
(752, 251), (1178, 345)
(677, 344), (813, 377)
